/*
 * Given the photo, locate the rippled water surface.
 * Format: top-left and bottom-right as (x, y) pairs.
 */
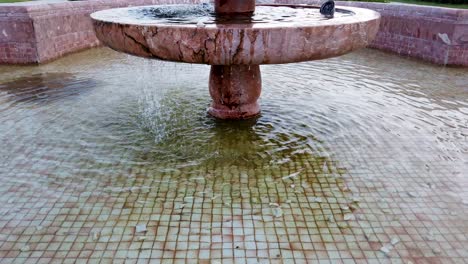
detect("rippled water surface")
(132, 4), (352, 25)
(0, 48), (467, 262)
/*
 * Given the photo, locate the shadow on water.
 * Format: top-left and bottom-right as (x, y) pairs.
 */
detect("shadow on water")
(0, 73), (97, 107)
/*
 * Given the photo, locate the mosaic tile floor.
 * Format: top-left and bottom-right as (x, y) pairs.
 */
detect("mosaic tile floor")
(0, 48), (467, 263)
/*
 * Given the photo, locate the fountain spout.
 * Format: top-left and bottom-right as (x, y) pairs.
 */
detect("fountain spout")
(214, 0), (256, 15)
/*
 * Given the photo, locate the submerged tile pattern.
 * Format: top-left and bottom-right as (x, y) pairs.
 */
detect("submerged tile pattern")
(1, 150), (466, 264)
(0, 48), (467, 263)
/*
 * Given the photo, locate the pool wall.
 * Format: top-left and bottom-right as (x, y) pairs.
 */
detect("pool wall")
(0, 0), (467, 66)
(270, 0), (468, 66)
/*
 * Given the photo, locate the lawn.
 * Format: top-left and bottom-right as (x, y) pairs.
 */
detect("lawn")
(0, 0), (30, 3)
(391, 0), (468, 8)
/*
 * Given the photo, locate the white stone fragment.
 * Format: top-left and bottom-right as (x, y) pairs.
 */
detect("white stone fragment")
(92, 232), (100, 241)
(343, 213), (355, 221)
(379, 244), (393, 256)
(271, 207), (283, 218)
(340, 205), (350, 210)
(282, 171), (301, 180)
(391, 237), (400, 245)
(20, 245), (30, 252)
(135, 224), (147, 233)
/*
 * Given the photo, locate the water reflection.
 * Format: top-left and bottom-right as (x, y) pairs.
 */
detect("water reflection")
(0, 72), (97, 106)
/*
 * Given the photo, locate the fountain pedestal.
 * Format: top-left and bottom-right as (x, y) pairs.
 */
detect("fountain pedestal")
(214, 0), (256, 14)
(208, 65), (261, 119)
(91, 0), (381, 120)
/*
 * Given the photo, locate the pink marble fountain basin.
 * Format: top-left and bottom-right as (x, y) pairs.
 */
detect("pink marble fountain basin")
(91, 4), (381, 65)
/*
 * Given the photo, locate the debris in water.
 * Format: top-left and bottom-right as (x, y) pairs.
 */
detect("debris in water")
(290, 184), (295, 188)
(314, 197), (322, 203)
(424, 230), (435, 241)
(138, 236), (147, 241)
(326, 215), (335, 223)
(191, 177), (206, 182)
(35, 225), (43, 231)
(92, 232), (100, 241)
(407, 192), (418, 198)
(20, 245), (30, 252)
(390, 237), (400, 245)
(322, 162), (328, 173)
(135, 224), (147, 233)
(364, 231), (371, 241)
(337, 222), (348, 229)
(271, 206), (283, 218)
(343, 213), (355, 221)
(381, 209), (391, 214)
(282, 171), (302, 180)
(272, 158), (291, 165)
(380, 244), (393, 256)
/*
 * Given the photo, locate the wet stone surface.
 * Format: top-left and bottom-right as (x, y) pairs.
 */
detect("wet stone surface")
(0, 48), (467, 263)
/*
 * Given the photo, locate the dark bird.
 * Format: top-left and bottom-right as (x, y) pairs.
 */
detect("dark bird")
(320, 0), (335, 18)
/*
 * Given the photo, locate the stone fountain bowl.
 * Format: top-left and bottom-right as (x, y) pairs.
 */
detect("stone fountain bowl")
(91, 4), (380, 65)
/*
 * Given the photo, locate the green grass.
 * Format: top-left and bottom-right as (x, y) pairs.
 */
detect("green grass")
(391, 0), (468, 8)
(0, 0), (30, 3)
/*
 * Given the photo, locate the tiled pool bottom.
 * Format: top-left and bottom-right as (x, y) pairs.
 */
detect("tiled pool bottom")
(0, 48), (467, 263)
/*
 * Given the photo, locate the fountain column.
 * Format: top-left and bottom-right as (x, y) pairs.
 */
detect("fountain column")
(208, 0), (261, 119)
(208, 65), (261, 119)
(214, 0), (255, 14)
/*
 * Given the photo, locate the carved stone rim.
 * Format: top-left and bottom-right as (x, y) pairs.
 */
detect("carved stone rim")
(90, 5), (379, 30)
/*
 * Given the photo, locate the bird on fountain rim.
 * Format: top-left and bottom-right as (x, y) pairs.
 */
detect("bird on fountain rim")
(320, 0), (335, 18)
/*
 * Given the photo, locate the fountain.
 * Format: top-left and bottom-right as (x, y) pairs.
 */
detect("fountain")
(91, 0), (380, 119)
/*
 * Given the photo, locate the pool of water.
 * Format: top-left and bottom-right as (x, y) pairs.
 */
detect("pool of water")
(131, 4), (352, 25)
(0, 48), (467, 262)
